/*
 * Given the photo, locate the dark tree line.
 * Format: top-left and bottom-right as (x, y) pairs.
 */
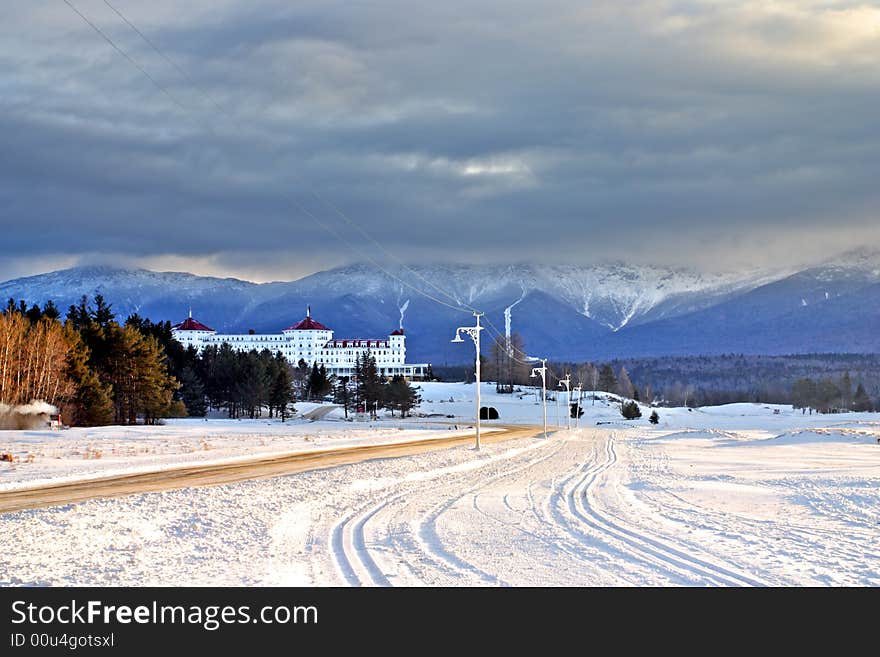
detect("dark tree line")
(542, 354), (880, 410)
(140, 331), (422, 420)
(4, 295), (181, 426)
(6, 296), (425, 424)
(332, 350), (421, 419)
(453, 339), (880, 412)
(791, 374), (874, 414)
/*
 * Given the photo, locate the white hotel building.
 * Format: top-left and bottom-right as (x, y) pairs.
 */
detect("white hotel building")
(171, 307), (429, 380)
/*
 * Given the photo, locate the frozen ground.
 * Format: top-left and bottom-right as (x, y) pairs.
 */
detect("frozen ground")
(0, 396), (497, 490)
(1, 383), (878, 586)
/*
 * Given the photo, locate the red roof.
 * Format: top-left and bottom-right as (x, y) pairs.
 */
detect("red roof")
(173, 317), (215, 332)
(284, 316), (331, 331)
(390, 329), (405, 336)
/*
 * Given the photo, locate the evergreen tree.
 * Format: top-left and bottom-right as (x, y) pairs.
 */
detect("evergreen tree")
(292, 358), (310, 401)
(356, 349), (386, 418)
(235, 350), (270, 418)
(852, 383), (873, 412)
(102, 324), (179, 425)
(178, 366), (207, 416)
(92, 294), (115, 328)
(334, 376), (353, 418)
(598, 364), (617, 392)
(839, 371), (853, 410)
(25, 303), (42, 324)
(42, 300), (60, 321)
(386, 375), (421, 418)
(66, 296), (93, 333)
(64, 334), (114, 426)
(649, 409), (660, 424)
(307, 362), (332, 401)
(815, 378), (841, 414)
(268, 353), (296, 421)
(620, 400), (642, 420)
(792, 378), (817, 413)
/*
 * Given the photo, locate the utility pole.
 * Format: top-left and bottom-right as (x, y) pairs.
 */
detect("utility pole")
(530, 358), (548, 439)
(559, 374), (571, 431)
(451, 312), (484, 450)
(555, 387), (559, 428)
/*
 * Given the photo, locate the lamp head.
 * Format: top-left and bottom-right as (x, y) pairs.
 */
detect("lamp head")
(450, 332), (465, 343)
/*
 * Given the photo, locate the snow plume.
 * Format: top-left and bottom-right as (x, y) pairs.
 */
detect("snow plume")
(398, 299), (410, 329)
(504, 289), (526, 345)
(0, 401), (57, 430)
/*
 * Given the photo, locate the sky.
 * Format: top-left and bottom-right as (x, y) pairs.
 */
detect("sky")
(2, 1), (880, 282)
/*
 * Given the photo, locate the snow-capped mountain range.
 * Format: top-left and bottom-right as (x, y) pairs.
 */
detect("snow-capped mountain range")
(3, 250), (880, 363)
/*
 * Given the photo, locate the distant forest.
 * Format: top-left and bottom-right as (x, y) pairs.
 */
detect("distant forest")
(435, 345), (880, 411)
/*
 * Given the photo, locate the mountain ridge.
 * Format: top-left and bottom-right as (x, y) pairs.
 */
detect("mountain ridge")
(2, 251), (878, 363)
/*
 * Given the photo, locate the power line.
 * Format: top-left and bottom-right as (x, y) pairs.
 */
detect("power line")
(60, 0), (473, 316)
(94, 1), (482, 316)
(60, 0), (187, 112)
(101, 0), (227, 114)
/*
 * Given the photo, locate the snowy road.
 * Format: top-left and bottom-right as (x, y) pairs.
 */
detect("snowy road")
(3, 425), (877, 586)
(0, 425), (527, 514)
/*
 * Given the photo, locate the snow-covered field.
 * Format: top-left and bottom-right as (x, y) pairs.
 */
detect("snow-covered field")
(1, 383), (878, 586)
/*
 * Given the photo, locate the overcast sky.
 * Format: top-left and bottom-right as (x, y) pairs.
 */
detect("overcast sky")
(2, 1), (880, 282)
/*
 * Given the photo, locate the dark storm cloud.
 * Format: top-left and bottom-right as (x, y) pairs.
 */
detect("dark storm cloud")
(3, 0), (880, 281)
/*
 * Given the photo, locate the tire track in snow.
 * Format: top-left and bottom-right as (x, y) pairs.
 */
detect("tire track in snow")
(571, 434), (769, 586)
(332, 432), (552, 586)
(540, 438), (657, 584)
(414, 440), (568, 585)
(627, 432), (875, 585)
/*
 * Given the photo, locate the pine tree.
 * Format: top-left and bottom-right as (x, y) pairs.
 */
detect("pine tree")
(387, 375), (421, 418)
(268, 353), (295, 421)
(852, 383), (873, 412)
(620, 400), (642, 420)
(307, 362), (332, 401)
(178, 366), (207, 416)
(334, 376), (353, 418)
(598, 364), (617, 392)
(235, 351), (269, 419)
(356, 349), (386, 418)
(839, 371), (853, 410)
(92, 294), (115, 328)
(649, 410), (659, 424)
(293, 358), (310, 401)
(42, 300), (60, 321)
(792, 378), (817, 413)
(103, 324), (179, 425)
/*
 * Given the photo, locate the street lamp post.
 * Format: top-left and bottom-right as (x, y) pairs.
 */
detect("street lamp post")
(555, 387), (560, 428)
(530, 358), (548, 439)
(451, 312), (484, 450)
(559, 374), (571, 431)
